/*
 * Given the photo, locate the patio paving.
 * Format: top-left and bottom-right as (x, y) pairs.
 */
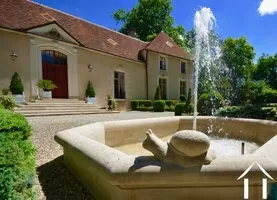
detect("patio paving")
(28, 111), (174, 200)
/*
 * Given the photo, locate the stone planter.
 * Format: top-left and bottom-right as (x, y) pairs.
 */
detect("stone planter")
(42, 90), (52, 99)
(12, 92), (25, 104)
(107, 99), (112, 109)
(86, 97), (96, 104)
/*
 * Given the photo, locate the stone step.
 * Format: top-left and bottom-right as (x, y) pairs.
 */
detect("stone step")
(22, 110), (118, 117)
(18, 104), (101, 109)
(32, 99), (85, 104)
(24, 102), (100, 106)
(16, 106), (101, 110)
(17, 108), (107, 114)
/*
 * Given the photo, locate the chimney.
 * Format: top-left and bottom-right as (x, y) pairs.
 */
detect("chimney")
(128, 28), (137, 38)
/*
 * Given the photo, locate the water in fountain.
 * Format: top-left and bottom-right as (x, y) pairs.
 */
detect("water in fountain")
(193, 7), (221, 130)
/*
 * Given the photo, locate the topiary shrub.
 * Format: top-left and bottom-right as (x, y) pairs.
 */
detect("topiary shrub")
(184, 103), (194, 113)
(165, 100), (178, 107)
(153, 100), (166, 112)
(2, 88), (9, 95)
(85, 81), (96, 97)
(131, 100), (139, 110)
(138, 100), (152, 107)
(9, 72), (24, 94)
(0, 95), (17, 110)
(187, 88), (192, 102)
(180, 94), (186, 102)
(175, 103), (186, 116)
(0, 109), (36, 199)
(154, 86), (161, 100)
(165, 105), (175, 112)
(198, 91), (224, 115)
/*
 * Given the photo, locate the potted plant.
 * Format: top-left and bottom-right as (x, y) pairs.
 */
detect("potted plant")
(107, 94), (112, 110)
(36, 79), (57, 99)
(9, 72), (25, 104)
(85, 81), (96, 104)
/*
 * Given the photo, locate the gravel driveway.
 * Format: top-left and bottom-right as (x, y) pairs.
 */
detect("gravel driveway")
(28, 111), (173, 200)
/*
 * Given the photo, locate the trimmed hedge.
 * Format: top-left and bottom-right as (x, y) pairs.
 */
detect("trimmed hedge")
(0, 109), (36, 199)
(180, 94), (186, 102)
(165, 105), (175, 112)
(131, 100), (152, 110)
(198, 91), (224, 115)
(0, 104), (4, 109)
(216, 105), (277, 121)
(165, 100), (178, 107)
(153, 100), (166, 112)
(130, 100), (139, 110)
(138, 100), (152, 107)
(175, 103), (185, 116)
(136, 107), (153, 111)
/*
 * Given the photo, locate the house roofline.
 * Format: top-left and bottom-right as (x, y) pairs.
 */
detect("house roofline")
(29, 0), (149, 44)
(0, 27), (146, 64)
(146, 49), (194, 62)
(21, 21), (82, 45)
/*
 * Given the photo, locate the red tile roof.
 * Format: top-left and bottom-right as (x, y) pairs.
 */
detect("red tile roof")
(0, 0), (192, 62)
(144, 32), (192, 60)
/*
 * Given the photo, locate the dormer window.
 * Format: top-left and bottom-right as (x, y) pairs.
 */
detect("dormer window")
(107, 38), (117, 45)
(181, 61), (186, 74)
(160, 56), (167, 71)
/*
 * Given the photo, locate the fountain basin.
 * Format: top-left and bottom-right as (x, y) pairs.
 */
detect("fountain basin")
(55, 117), (277, 200)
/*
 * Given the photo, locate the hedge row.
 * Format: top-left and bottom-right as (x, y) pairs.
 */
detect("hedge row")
(0, 109), (36, 199)
(216, 105), (277, 121)
(131, 100), (177, 110)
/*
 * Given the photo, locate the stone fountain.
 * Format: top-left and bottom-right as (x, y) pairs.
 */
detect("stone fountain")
(55, 7), (277, 200)
(55, 117), (277, 200)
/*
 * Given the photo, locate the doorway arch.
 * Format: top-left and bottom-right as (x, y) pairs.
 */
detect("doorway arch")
(41, 50), (68, 98)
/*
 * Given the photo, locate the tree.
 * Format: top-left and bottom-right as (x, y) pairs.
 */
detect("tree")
(254, 53), (277, 89)
(154, 86), (161, 100)
(222, 36), (255, 104)
(85, 81), (96, 97)
(112, 0), (186, 48)
(9, 72), (24, 94)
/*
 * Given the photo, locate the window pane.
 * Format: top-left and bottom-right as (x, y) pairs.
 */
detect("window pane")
(160, 57), (166, 70)
(114, 71), (125, 99)
(180, 81), (187, 95)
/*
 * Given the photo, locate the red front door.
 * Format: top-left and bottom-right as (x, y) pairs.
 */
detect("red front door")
(42, 63), (68, 98)
(41, 50), (68, 98)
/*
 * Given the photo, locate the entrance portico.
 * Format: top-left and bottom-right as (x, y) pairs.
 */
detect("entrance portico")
(28, 23), (79, 99)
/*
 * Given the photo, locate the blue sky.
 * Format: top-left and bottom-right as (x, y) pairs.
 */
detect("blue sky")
(35, 0), (277, 60)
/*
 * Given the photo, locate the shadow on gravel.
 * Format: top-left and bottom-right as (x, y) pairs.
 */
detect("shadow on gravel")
(37, 156), (95, 200)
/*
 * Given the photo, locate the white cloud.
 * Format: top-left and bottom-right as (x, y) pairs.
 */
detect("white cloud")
(258, 0), (277, 16)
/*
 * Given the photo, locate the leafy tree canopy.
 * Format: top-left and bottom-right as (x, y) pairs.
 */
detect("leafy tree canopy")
(112, 0), (186, 48)
(222, 36), (255, 104)
(254, 53), (277, 89)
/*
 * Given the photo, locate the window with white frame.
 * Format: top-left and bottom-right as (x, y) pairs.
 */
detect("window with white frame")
(181, 61), (186, 74)
(160, 56), (167, 71)
(180, 81), (187, 96)
(114, 71), (125, 99)
(159, 78), (167, 99)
